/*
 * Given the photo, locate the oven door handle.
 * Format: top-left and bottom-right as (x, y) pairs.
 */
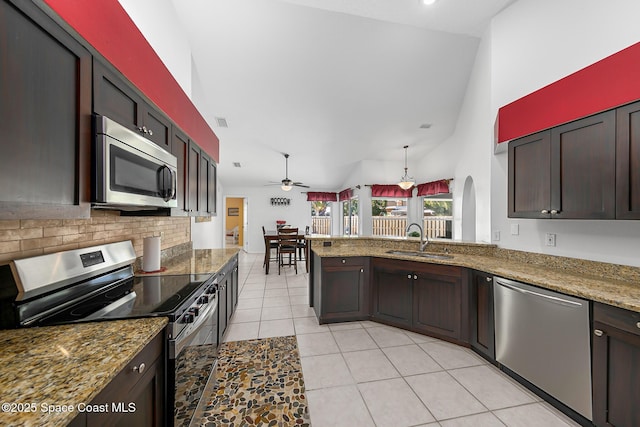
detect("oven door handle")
(169, 298), (217, 359)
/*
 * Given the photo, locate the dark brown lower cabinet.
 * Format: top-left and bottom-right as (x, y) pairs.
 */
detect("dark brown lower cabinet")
(315, 257), (369, 323)
(592, 302), (640, 427)
(371, 259), (413, 328)
(470, 270), (495, 361)
(371, 258), (468, 343)
(69, 330), (165, 427)
(412, 263), (467, 342)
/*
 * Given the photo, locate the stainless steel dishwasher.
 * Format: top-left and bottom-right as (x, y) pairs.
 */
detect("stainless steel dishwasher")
(494, 277), (592, 421)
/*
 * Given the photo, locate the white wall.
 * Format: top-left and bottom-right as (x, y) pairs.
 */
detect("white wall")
(489, 0), (640, 266)
(413, 27), (493, 243)
(118, 0), (193, 97)
(221, 186), (312, 253)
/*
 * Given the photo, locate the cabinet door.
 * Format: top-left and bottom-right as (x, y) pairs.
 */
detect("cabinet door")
(550, 111), (615, 219)
(209, 160), (217, 216)
(142, 105), (172, 152)
(470, 271), (495, 360)
(171, 128), (190, 215)
(371, 259), (412, 328)
(87, 332), (165, 427)
(93, 59), (144, 132)
(0, 0), (91, 219)
(218, 281), (227, 343)
(188, 142), (201, 215)
(592, 303), (640, 427)
(412, 267), (462, 341)
(320, 258), (368, 323)
(200, 153), (211, 215)
(508, 131), (551, 218)
(616, 101), (640, 219)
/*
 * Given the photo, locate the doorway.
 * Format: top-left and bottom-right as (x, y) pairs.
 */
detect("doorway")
(225, 197), (245, 248)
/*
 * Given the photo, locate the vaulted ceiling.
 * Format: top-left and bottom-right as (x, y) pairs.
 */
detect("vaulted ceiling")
(170, 0), (517, 190)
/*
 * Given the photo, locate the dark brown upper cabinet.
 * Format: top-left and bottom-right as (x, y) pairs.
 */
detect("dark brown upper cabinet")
(616, 101), (640, 219)
(170, 128), (190, 216)
(0, 0), (92, 219)
(93, 59), (171, 152)
(509, 110), (616, 219)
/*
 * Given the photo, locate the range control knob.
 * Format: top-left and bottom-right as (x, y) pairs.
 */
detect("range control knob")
(189, 307), (200, 317)
(198, 295), (209, 304)
(183, 313), (194, 324)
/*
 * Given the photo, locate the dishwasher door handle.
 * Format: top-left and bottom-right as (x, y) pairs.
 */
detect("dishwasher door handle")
(496, 280), (583, 308)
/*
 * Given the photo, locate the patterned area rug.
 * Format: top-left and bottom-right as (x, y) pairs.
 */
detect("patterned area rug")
(194, 336), (310, 426)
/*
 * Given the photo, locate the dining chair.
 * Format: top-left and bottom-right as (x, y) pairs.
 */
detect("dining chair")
(297, 225), (310, 272)
(277, 227), (298, 274)
(262, 226), (278, 274)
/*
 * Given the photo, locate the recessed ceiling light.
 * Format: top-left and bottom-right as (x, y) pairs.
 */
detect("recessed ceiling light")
(233, 162), (241, 168)
(419, 123), (432, 129)
(422, 0), (437, 5)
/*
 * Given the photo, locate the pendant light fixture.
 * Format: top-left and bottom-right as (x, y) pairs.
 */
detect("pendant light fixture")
(398, 145), (415, 190)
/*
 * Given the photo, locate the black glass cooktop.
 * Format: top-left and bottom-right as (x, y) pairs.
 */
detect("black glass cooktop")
(35, 273), (213, 326)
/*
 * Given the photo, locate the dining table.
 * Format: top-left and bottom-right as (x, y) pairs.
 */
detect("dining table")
(263, 229), (309, 274)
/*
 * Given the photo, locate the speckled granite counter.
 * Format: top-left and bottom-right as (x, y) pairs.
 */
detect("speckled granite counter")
(0, 317), (167, 427)
(310, 237), (640, 313)
(136, 247), (240, 276)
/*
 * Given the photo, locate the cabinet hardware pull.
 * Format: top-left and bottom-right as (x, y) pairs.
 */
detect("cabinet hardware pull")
(594, 329), (603, 337)
(407, 274), (412, 279)
(551, 209), (559, 214)
(637, 322), (640, 329)
(148, 129), (153, 136)
(486, 277), (492, 282)
(360, 268), (364, 273)
(413, 275), (418, 280)
(342, 259), (346, 264)
(132, 363), (146, 374)
(541, 209), (549, 214)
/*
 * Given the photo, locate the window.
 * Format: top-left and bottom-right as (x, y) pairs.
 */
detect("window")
(310, 201), (331, 235)
(371, 198), (408, 237)
(423, 194), (453, 239)
(342, 197), (358, 236)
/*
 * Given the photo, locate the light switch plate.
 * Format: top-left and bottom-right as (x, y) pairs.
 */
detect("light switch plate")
(510, 224), (519, 235)
(545, 233), (556, 246)
(493, 230), (500, 241)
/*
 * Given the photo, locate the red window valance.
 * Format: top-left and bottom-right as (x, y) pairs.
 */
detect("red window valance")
(306, 192), (337, 202)
(338, 188), (353, 201)
(416, 179), (450, 196)
(370, 184), (413, 198)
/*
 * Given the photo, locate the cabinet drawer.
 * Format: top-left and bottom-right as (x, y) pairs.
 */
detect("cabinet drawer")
(322, 257), (367, 268)
(594, 302), (640, 336)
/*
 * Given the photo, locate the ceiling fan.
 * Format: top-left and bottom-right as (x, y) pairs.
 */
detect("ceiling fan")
(268, 153), (309, 191)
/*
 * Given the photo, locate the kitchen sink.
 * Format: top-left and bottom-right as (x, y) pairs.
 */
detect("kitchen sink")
(385, 250), (453, 260)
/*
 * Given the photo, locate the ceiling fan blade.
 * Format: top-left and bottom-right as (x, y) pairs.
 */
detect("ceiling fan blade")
(293, 183), (310, 188)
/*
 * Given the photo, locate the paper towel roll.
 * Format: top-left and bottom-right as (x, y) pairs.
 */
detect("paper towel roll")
(143, 236), (161, 272)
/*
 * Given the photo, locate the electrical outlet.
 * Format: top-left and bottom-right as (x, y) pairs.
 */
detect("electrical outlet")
(545, 233), (556, 247)
(493, 230), (500, 241)
(510, 224), (519, 235)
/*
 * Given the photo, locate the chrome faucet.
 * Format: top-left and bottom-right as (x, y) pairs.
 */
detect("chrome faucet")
(406, 223), (429, 252)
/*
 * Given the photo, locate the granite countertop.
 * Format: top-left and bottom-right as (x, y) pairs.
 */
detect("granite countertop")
(0, 317), (167, 427)
(312, 244), (640, 313)
(137, 247), (240, 276)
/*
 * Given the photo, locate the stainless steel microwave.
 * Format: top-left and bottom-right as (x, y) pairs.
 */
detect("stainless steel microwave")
(93, 115), (177, 209)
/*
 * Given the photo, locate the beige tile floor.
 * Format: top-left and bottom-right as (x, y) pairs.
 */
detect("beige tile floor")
(228, 252), (582, 427)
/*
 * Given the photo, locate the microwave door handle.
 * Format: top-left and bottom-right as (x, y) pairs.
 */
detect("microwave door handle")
(157, 165), (174, 202)
(170, 168), (177, 201)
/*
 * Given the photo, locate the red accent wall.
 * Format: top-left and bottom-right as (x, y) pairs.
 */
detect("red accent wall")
(497, 41), (640, 143)
(43, 0), (219, 162)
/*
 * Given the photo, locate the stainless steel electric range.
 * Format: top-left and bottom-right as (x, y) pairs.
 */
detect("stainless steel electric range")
(0, 241), (220, 427)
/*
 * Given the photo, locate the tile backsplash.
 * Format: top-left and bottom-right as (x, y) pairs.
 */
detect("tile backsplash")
(0, 210), (190, 263)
